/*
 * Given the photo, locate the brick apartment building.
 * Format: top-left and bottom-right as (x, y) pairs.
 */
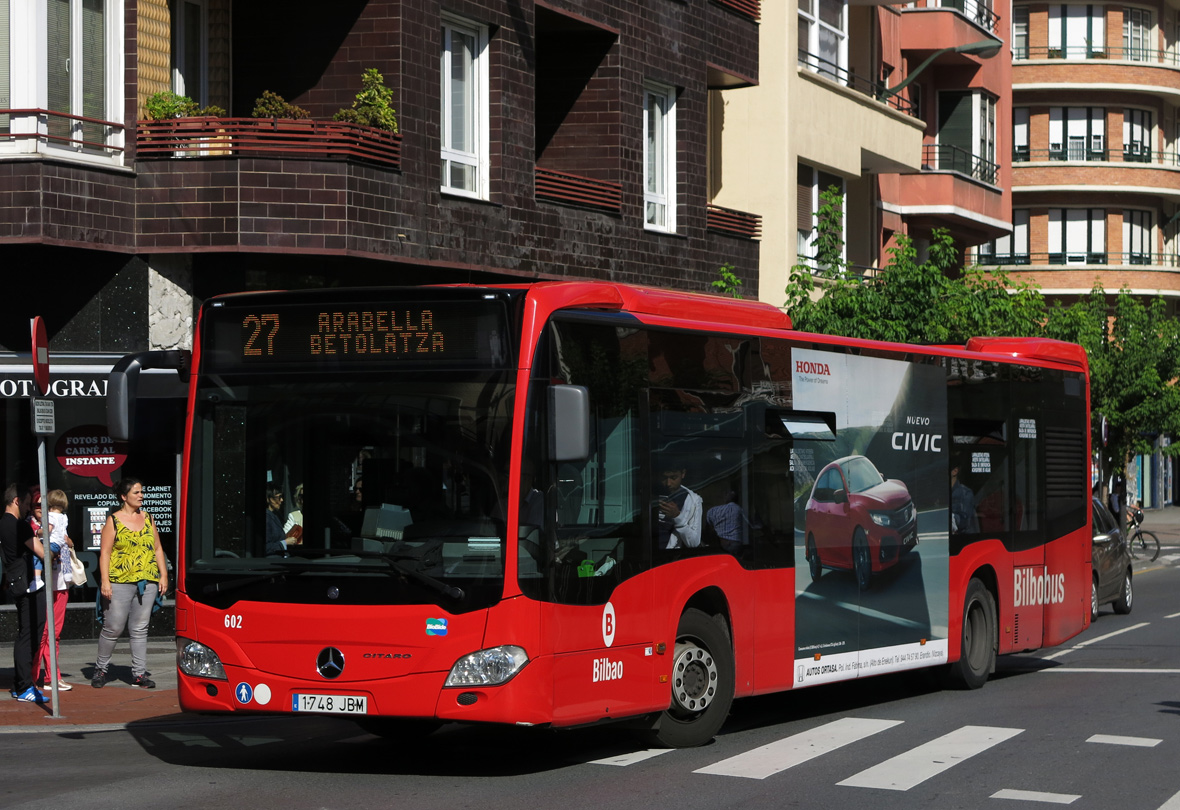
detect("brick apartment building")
(0, 0), (762, 616)
(982, 0), (1180, 507)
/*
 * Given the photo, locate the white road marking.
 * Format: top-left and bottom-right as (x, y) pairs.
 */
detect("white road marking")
(1042, 622), (1150, 660)
(694, 717), (902, 779)
(1087, 734), (1161, 747)
(992, 789), (1080, 804)
(837, 725), (1022, 791)
(1156, 788), (1180, 809)
(590, 748), (674, 767)
(1165, 611), (1180, 619)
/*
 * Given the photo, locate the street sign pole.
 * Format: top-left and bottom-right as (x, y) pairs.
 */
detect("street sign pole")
(30, 316), (60, 718)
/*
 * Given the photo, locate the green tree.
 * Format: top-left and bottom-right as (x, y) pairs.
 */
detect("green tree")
(785, 186), (1047, 344)
(1046, 285), (1180, 484)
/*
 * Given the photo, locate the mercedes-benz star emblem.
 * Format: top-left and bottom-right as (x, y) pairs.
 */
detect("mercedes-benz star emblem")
(316, 647), (345, 679)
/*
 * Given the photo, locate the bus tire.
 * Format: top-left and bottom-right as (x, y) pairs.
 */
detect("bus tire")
(807, 535), (822, 582)
(648, 608), (735, 748)
(1112, 568), (1133, 614)
(853, 529), (871, 590)
(948, 577), (996, 690)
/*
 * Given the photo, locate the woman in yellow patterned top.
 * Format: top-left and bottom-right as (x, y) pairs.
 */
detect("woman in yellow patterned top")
(93, 478), (169, 689)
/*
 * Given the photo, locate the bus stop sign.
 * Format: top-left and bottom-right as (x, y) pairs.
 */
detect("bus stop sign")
(31, 316), (49, 396)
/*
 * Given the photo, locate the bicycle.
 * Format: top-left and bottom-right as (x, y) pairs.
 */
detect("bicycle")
(1125, 505), (1160, 562)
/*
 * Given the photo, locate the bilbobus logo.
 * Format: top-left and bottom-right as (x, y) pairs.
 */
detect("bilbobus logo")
(1013, 567), (1066, 607)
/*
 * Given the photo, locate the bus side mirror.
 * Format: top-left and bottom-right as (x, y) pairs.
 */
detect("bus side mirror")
(107, 350), (191, 441)
(550, 385), (590, 462)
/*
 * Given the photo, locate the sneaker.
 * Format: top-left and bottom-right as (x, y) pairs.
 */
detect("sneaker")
(15, 686), (46, 703)
(132, 674), (156, 689)
(56, 681), (73, 692)
(91, 669), (108, 689)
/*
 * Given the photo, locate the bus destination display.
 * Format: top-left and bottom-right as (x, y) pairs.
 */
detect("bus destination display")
(208, 300), (511, 369)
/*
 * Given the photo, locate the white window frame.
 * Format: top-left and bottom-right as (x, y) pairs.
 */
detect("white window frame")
(1049, 5), (1105, 58)
(1123, 7), (1151, 61)
(643, 81), (677, 233)
(1124, 107), (1152, 160)
(1048, 208), (1106, 263)
(797, 164), (846, 272)
(171, 0), (207, 105)
(1123, 209), (1153, 262)
(979, 209), (1030, 264)
(440, 14), (489, 200)
(1013, 107), (1030, 160)
(798, 0), (847, 81)
(1, 0), (124, 166)
(1048, 107), (1105, 160)
(1012, 5), (1029, 58)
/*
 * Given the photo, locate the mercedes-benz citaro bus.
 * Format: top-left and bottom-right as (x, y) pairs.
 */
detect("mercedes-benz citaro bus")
(107, 282), (1094, 748)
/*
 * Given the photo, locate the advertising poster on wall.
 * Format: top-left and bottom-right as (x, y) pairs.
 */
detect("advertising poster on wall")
(791, 349), (950, 686)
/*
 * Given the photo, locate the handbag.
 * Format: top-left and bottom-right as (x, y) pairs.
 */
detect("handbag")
(69, 551), (88, 586)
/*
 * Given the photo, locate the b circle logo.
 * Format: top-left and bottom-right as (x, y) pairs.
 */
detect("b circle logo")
(602, 601), (616, 648)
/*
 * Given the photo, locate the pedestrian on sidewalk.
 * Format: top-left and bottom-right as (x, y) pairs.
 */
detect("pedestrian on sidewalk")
(1, 483), (47, 703)
(93, 478), (169, 690)
(33, 489), (75, 691)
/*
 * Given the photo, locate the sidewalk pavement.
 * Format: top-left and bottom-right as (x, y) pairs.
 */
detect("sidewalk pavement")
(0, 638), (181, 732)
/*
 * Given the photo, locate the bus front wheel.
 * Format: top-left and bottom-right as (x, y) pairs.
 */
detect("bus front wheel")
(648, 608), (735, 748)
(948, 577), (996, 689)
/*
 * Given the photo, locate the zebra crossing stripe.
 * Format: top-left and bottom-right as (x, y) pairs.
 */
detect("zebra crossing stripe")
(1087, 734), (1161, 747)
(590, 748), (674, 767)
(838, 725), (1022, 791)
(693, 717), (903, 780)
(991, 789), (1080, 804)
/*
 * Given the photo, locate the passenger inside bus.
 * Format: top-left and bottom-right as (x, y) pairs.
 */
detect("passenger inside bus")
(655, 461), (703, 550)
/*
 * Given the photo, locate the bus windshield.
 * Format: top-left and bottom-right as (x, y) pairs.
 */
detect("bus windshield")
(185, 371), (514, 611)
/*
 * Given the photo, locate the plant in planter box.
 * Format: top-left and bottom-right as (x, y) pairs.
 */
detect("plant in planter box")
(252, 90), (311, 120)
(144, 91), (225, 120)
(334, 68), (398, 133)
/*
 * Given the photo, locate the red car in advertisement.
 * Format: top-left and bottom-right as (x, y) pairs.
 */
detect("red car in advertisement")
(804, 455), (918, 589)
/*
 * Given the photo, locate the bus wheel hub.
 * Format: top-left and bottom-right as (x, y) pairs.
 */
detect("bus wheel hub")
(672, 641), (717, 713)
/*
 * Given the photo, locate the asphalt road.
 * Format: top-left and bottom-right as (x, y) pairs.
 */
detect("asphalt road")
(3, 557), (1179, 810)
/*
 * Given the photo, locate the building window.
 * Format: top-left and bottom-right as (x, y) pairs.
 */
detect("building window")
(797, 163), (845, 271)
(1049, 107), (1105, 161)
(1048, 209), (1106, 264)
(644, 82), (677, 233)
(47, 0), (109, 148)
(441, 15), (488, 199)
(1049, 5), (1105, 58)
(979, 210), (1030, 265)
(171, 0), (206, 105)
(1124, 209), (1153, 263)
(798, 0), (846, 81)
(1013, 107), (1030, 161)
(1124, 108), (1152, 162)
(937, 91), (998, 183)
(1012, 5), (1029, 58)
(1123, 7), (1151, 61)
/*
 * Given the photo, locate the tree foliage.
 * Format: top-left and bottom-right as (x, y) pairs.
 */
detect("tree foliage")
(786, 185), (1180, 478)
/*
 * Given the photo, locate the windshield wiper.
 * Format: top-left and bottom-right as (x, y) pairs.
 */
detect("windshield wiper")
(288, 548), (465, 601)
(201, 568), (289, 596)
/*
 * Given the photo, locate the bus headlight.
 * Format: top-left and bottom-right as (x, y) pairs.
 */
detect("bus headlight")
(177, 637), (227, 680)
(445, 646), (529, 687)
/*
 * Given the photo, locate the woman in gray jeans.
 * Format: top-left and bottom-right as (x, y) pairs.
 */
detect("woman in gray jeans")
(93, 478), (169, 689)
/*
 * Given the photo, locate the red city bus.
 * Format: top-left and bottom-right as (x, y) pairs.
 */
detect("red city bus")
(108, 282), (1094, 747)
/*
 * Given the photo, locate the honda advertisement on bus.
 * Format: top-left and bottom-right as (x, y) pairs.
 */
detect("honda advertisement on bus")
(791, 349), (950, 686)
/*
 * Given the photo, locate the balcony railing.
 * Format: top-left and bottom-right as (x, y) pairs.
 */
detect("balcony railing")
(136, 117), (401, 168)
(978, 252), (1180, 267)
(933, 0), (999, 33)
(0, 108), (124, 153)
(797, 51), (916, 115)
(711, 0), (760, 21)
(1018, 45), (1180, 65)
(707, 205), (762, 239)
(922, 143), (999, 184)
(535, 168), (622, 215)
(1013, 147), (1174, 166)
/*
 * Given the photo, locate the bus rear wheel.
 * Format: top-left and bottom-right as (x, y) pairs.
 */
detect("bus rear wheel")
(947, 577), (996, 689)
(648, 608), (735, 748)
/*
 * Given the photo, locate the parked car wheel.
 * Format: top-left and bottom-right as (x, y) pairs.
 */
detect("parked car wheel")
(1112, 569), (1133, 614)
